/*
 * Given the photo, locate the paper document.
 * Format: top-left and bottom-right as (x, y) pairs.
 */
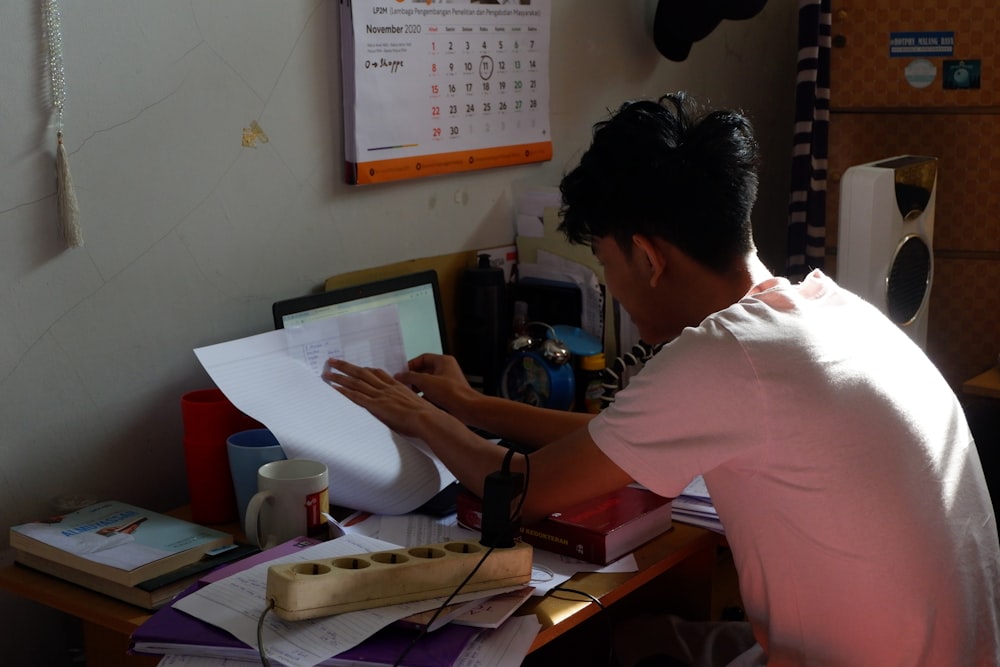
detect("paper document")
(513, 185), (560, 239)
(376, 513), (638, 596)
(154, 614), (540, 667)
(194, 314), (455, 515)
(173, 534), (521, 667)
(673, 476), (724, 534)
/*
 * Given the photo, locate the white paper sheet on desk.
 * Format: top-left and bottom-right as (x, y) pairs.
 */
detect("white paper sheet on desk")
(194, 314), (455, 515)
(376, 513), (638, 596)
(172, 534), (524, 667)
(154, 614), (540, 667)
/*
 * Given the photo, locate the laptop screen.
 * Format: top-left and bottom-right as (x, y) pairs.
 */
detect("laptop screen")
(271, 270), (448, 361)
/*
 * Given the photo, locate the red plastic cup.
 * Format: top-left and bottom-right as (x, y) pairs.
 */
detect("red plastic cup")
(181, 388), (261, 524)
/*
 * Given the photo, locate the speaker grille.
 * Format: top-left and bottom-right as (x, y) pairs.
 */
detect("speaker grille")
(886, 235), (931, 326)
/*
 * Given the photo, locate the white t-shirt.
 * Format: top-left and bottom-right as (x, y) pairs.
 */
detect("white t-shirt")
(590, 271), (1000, 665)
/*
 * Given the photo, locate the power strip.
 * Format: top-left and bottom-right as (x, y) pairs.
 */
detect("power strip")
(266, 539), (533, 621)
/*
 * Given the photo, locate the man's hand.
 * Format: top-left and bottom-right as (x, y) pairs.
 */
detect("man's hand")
(323, 358), (443, 440)
(396, 353), (483, 423)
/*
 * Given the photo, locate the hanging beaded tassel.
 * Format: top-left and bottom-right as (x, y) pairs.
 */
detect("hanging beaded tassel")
(44, 0), (83, 248)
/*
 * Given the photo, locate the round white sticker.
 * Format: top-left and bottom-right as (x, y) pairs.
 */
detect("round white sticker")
(904, 59), (937, 89)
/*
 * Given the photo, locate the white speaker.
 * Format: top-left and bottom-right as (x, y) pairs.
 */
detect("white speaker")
(837, 155), (937, 348)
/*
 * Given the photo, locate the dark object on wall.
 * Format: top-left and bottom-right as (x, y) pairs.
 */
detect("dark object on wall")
(653, 0), (769, 61)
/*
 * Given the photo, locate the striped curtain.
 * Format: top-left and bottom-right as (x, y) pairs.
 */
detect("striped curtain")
(785, 0), (831, 281)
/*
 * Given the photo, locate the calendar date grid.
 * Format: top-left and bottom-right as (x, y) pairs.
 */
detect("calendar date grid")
(427, 28), (543, 142)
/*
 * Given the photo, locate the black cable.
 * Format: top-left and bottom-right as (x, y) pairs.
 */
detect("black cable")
(391, 544), (497, 667)
(256, 598), (275, 666)
(549, 585), (603, 607)
(502, 444), (517, 474)
(599, 340), (663, 409)
(257, 444), (534, 667)
(548, 585), (616, 667)
(515, 449), (530, 522)
(392, 447), (531, 667)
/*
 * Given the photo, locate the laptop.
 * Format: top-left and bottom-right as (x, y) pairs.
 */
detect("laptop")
(271, 269), (459, 515)
(272, 269), (449, 358)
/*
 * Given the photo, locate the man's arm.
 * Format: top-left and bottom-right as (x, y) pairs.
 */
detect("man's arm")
(395, 353), (590, 448)
(420, 411), (635, 523)
(324, 358), (633, 522)
(445, 391), (593, 449)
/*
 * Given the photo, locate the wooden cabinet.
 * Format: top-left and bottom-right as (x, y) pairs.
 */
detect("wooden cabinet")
(830, 0), (999, 109)
(828, 0), (1000, 388)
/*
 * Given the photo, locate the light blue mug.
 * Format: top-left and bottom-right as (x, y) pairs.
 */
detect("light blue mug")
(226, 429), (286, 528)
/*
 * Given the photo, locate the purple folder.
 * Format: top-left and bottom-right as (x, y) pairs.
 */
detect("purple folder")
(128, 536), (480, 667)
(131, 601), (479, 666)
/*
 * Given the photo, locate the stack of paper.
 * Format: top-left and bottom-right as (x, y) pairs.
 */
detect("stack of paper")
(671, 476), (724, 534)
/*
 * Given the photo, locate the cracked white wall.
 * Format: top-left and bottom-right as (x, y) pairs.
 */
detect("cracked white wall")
(0, 1), (796, 660)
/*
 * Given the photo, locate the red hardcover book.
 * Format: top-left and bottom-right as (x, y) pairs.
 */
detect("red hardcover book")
(456, 485), (673, 565)
(456, 487), (486, 534)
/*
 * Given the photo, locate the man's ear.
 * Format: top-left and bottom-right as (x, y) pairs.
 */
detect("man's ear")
(632, 234), (667, 287)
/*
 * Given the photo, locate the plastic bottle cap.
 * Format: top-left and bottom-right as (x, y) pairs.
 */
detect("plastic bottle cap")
(580, 353), (606, 371)
(550, 325), (602, 357)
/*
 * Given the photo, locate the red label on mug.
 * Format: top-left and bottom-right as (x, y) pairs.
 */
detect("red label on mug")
(304, 489), (329, 540)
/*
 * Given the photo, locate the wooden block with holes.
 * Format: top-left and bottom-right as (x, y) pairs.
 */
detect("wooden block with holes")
(266, 540), (533, 621)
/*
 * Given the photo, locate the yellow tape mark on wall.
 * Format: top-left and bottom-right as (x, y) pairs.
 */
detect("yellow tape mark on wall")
(241, 120), (269, 148)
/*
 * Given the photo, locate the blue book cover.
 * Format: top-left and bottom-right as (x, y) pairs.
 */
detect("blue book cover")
(10, 501), (233, 586)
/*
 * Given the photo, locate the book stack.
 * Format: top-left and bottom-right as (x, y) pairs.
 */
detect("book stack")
(671, 476), (724, 534)
(9, 500), (242, 609)
(457, 484), (674, 565)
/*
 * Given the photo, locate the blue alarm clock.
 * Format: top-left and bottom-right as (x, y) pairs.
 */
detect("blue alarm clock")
(499, 322), (575, 411)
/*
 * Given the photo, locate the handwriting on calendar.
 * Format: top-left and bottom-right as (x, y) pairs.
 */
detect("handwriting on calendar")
(364, 57), (404, 73)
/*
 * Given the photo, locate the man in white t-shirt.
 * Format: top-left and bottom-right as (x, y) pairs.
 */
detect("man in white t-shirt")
(324, 92), (1000, 665)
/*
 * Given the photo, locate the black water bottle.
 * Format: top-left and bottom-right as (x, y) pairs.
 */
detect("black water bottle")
(457, 254), (506, 395)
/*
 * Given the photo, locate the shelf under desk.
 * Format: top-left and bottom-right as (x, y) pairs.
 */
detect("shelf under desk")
(0, 516), (719, 666)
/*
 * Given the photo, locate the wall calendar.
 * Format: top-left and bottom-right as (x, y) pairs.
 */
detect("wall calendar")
(340, 0), (551, 185)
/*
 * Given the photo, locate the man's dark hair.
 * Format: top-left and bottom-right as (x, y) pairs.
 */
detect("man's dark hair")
(558, 92), (760, 273)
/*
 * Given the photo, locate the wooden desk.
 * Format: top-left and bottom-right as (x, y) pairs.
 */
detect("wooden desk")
(0, 522), (719, 666)
(963, 366), (1000, 400)
(521, 523), (718, 652)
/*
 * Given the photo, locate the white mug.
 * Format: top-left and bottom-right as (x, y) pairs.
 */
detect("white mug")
(244, 459), (329, 549)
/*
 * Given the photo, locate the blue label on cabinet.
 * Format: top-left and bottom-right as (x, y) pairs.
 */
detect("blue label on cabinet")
(889, 32), (954, 58)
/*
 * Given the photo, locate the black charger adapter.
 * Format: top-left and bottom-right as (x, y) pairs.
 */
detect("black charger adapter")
(479, 450), (524, 548)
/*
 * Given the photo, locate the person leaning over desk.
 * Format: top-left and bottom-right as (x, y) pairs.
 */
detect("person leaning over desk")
(324, 92), (1000, 666)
